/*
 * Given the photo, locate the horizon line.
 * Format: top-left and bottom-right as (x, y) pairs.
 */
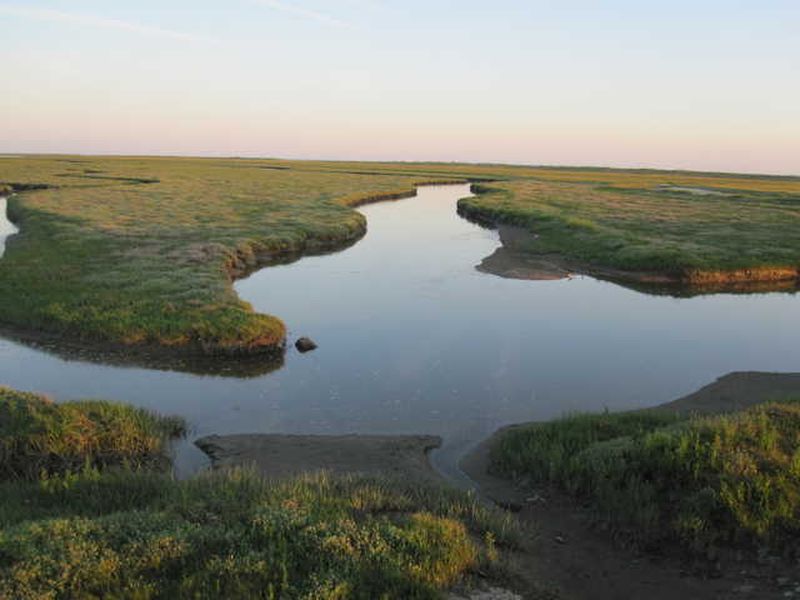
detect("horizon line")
(1, 151), (797, 179)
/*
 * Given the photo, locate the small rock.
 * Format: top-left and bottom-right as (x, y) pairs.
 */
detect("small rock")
(295, 337), (317, 353)
(554, 535), (566, 544)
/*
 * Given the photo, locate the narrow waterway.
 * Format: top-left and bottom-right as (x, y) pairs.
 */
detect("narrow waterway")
(0, 197), (17, 258)
(1, 184), (799, 481)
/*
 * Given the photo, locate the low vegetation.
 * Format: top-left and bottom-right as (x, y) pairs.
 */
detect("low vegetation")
(0, 469), (517, 599)
(0, 386), (517, 597)
(0, 386), (185, 479)
(459, 175), (800, 283)
(0, 156), (463, 358)
(490, 402), (800, 558)
(2, 156), (799, 361)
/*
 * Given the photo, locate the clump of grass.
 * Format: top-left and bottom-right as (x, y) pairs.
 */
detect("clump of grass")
(0, 383), (517, 597)
(0, 386), (186, 479)
(0, 468), (516, 598)
(491, 402), (800, 557)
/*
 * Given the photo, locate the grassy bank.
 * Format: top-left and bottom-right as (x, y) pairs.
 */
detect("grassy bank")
(0, 386), (185, 479)
(459, 173), (800, 284)
(2, 156), (799, 361)
(490, 402), (800, 558)
(0, 386), (518, 598)
(0, 469), (518, 599)
(0, 156), (465, 358)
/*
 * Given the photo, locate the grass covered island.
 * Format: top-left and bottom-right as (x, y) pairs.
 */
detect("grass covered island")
(0, 386), (519, 598)
(2, 155), (800, 360)
(459, 171), (800, 287)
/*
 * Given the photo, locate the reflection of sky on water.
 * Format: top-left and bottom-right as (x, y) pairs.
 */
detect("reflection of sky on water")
(1, 185), (799, 480)
(0, 197), (18, 258)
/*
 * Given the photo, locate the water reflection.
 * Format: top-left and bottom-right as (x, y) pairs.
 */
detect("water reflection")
(0, 185), (799, 480)
(0, 197), (17, 258)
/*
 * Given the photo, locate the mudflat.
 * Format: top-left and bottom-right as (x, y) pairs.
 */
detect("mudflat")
(196, 433), (443, 482)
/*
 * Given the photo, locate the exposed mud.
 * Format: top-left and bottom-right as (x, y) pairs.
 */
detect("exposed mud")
(196, 433), (443, 483)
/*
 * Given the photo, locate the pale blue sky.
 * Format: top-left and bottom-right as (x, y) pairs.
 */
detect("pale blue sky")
(1, 1), (798, 174)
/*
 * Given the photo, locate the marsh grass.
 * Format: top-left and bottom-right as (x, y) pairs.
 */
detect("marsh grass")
(491, 402), (800, 557)
(459, 177), (800, 278)
(0, 468), (517, 598)
(0, 156), (462, 357)
(2, 156), (798, 360)
(0, 386), (186, 479)
(0, 383), (518, 598)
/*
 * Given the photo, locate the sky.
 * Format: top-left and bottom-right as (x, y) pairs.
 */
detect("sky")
(1, 1), (798, 175)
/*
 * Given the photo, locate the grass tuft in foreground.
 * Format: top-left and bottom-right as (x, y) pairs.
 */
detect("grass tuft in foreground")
(0, 385), (517, 598)
(491, 402), (800, 557)
(0, 386), (186, 479)
(0, 468), (517, 598)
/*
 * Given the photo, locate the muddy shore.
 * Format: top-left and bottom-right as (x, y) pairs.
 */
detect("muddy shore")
(458, 371), (800, 600)
(195, 372), (800, 599)
(196, 433), (443, 482)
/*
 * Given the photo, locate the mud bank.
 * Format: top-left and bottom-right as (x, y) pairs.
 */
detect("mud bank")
(196, 433), (443, 483)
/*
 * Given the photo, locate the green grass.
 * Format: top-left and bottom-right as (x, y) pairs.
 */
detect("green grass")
(491, 402), (800, 557)
(0, 386), (518, 597)
(0, 156), (465, 357)
(459, 176), (800, 281)
(2, 156), (799, 360)
(0, 386), (186, 479)
(0, 468), (518, 599)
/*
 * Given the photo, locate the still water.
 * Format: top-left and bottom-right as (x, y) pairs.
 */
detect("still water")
(1, 184), (799, 481)
(0, 197), (17, 258)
